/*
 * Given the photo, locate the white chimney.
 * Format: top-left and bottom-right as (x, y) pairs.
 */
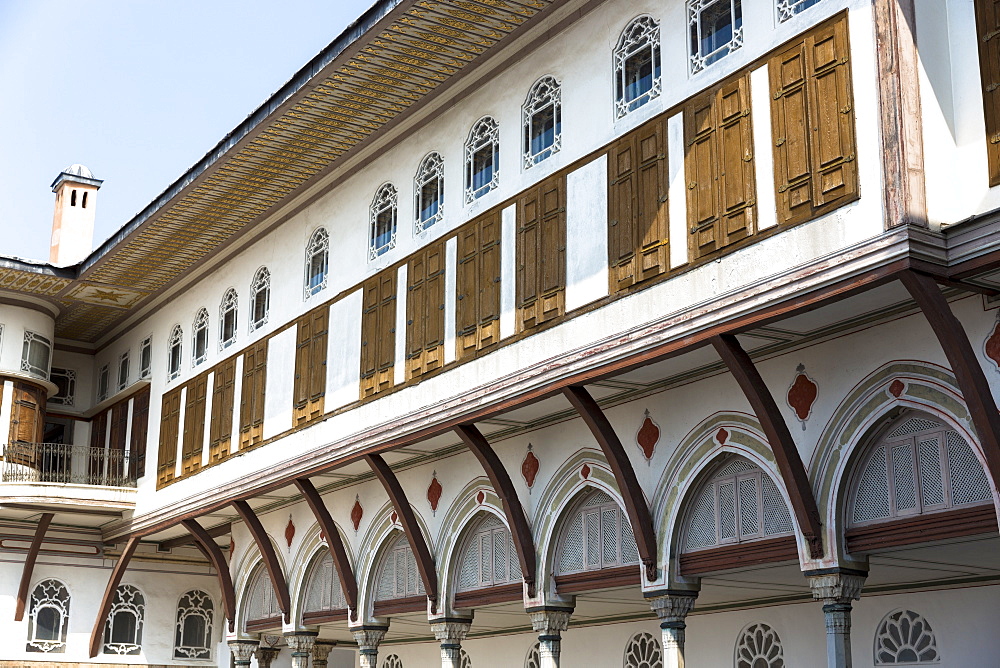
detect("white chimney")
(50, 164), (101, 266)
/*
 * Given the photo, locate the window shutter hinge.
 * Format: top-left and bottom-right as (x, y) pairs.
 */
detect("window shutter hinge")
(775, 137), (785, 147)
(841, 104), (853, 114)
(987, 83), (1000, 93)
(457, 294), (464, 300)
(688, 181), (696, 189)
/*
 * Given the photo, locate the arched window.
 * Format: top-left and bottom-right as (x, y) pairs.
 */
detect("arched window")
(624, 632), (662, 668)
(614, 16), (661, 118)
(219, 288), (238, 350)
(250, 267), (271, 332)
(556, 489), (639, 575)
(682, 457), (794, 552)
(370, 185), (398, 259)
(414, 153), (445, 233)
(688, 0), (744, 74)
(167, 325), (183, 381)
(174, 590), (214, 660)
(302, 549), (348, 620)
(465, 117), (500, 203)
(382, 655), (403, 668)
(82, 191), (88, 208)
(735, 623), (784, 668)
(192, 308), (210, 367)
(848, 413), (992, 527)
(305, 228), (330, 296)
(457, 513), (523, 591)
(523, 76), (562, 168)
(245, 563), (282, 631)
(375, 533), (426, 601)
(71, 190), (77, 206)
(525, 643), (541, 668)
(26, 579), (70, 653)
(874, 610), (939, 664)
(776, 0), (822, 23)
(103, 584), (144, 655)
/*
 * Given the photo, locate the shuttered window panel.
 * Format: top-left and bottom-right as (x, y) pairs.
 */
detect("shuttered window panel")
(239, 340), (267, 450)
(770, 14), (858, 225)
(517, 174), (566, 331)
(456, 211), (501, 362)
(294, 306), (329, 424)
(9, 383), (44, 445)
(181, 374), (208, 475)
(157, 388), (182, 486)
(406, 241), (446, 380)
(976, 0), (1000, 186)
(360, 271), (397, 399)
(209, 358), (236, 463)
(129, 387), (150, 480)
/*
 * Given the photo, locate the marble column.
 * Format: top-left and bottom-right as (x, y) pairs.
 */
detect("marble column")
(228, 640), (259, 668)
(311, 641), (336, 668)
(284, 631), (318, 668)
(527, 608), (573, 668)
(808, 571), (867, 668)
(254, 647), (280, 668)
(649, 592), (698, 668)
(431, 619), (472, 668)
(352, 627), (388, 668)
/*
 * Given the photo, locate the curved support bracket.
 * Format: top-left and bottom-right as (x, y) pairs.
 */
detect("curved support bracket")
(182, 518), (237, 632)
(15, 512), (53, 621)
(232, 499), (292, 622)
(364, 453), (439, 611)
(294, 478), (360, 620)
(562, 386), (658, 581)
(455, 424), (537, 596)
(711, 334), (824, 558)
(89, 535), (140, 657)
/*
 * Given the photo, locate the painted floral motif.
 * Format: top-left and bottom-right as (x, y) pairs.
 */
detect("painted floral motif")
(889, 379), (905, 398)
(636, 410), (660, 460)
(787, 363), (818, 428)
(522, 444), (539, 488)
(476, 490), (486, 505)
(581, 463), (591, 479)
(350, 496), (363, 532)
(284, 516), (295, 548)
(427, 473), (442, 513)
(716, 427), (729, 445)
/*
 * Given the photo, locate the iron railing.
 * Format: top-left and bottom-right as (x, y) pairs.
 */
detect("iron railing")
(1, 443), (137, 487)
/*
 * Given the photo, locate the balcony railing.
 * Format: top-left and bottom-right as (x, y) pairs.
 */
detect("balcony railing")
(1, 443), (137, 488)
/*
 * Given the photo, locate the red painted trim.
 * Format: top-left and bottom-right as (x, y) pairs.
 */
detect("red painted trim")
(845, 504), (998, 553)
(373, 595), (426, 616)
(553, 565), (641, 594)
(679, 536), (800, 576)
(454, 582), (523, 608)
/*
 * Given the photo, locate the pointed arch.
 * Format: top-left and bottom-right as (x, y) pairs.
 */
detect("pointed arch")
(414, 152), (444, 233)
(192, 308), (210, 367)
(614, 15), (661, 118)
(465, 116), (500, 202)
(249, 266), (271, 332)
(370, 184), (398, 258)
(305, 227), (330, 296)
(219, 288), (238, 350)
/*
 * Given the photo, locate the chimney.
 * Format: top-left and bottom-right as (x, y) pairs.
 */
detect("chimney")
(50, 164), (102, 266)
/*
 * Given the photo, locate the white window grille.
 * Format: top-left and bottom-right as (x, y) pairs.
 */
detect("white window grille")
(302, 549), (348, 614)
(414, 153), (445, 234)
(21, 331), (51, 380)
(465, 117), (500, 203)
(305, 228), (330, 296)
(139, 336), (152, 379)
(556, 489), (640, 574)
(614, 16), (662, 118)
(250, 267), (271, 332)
(103, 584), (144, 655)
(192, 308), (209, 367)
(98, 364), (110, 402)
(523, 76), (562, 167)
(174, 590), (214, 660)
(369, 185), (398, 259)
(375, 533), (425, 600)
(117, 351), (130, 392)
(26, 579), (70, 653)
(457, 513), (523, 591)
(683, 457), (794, 552)
(688, 0), (743, 74)
(849, 414), (992, 526)
(624, 632), (663, 668)
(219, 288), (238, 350)
(776, 0), (822, 23)
(460, 649), (472, 668)
(167, 325), (183, 381)
(874, 610), (939, 664)
(246, 564), (282, 625)
(525, 643), (541, 668)
(735, 623), (784, 668)
(382, 655), (403, 668)
(49, 368), (76, 406)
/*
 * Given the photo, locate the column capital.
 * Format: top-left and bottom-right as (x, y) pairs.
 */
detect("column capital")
(311, 641), (336, 664)
(431, 619), (473, 643)
(647, 592), (698, 624)
(254, 647), (281, 668)
(284, 630), (319, 653)
(228, 639), (260, 664)
(352, 626), (388, 649)
(527, 607), (573, 635)
(807, 570), (867, 603)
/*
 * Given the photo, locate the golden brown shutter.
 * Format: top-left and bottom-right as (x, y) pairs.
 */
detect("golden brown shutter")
(478, 211), (501, 349)
(609, 135), (638, 290)
(771, 40), (813, 223)
(293, 307), (327, 424)
(130, 387), (150, 479)
(294, 314), (312, 418)
(360, 271), (396, 399)
(975, 0), (1000, 186)
(9, 383), (44, 444)
(717, 76), (755, 245)
(517, 187), (541, 329)
(209, 358), (236, 463)
(157, 388), (181, 485)
(635, 119), (669, 283)
(407, 242), (446, 380)
(181, 374), (208, 475)
(456, 223), (480, 360)
(686, 91), (722, 259)
(239, 340), (267, 450)
(517, 174), (566, 331)
(360, 278), (380, 394)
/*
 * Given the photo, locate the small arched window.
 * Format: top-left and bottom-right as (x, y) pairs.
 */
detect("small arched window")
(874, 610), (939, 664)
(465, 117), (500, 203)
(370, 185), (398, 259)
(103, 584), (144, 655)
(457, 513), (523, 591)
(382, 656), (403, 668)
(167, 325), (183, 381)
(523, 76), (562, 168)
(192, 308), (210, 367)
(376, 533), (425, 600)
(302, 549), (348, 617)
(614, 16), (661, 118)
(245, 563), (282, 631)
(26, 578), (70, 653)
(735, 623), (784, 668)
(525, 643), (541, 668)
(219, 288), (238, 350)
(414, 153), (445, 234)
(556, 489), (639, 575)
(624, 632), (663, 668)
(688, 0), (744, 74)
(250, 267), (271, 332)
(305, 228), (330, 297)
(777, 0), (822, 22)
(71, 190), (77, 207)
(82, 191), (88, 208)
(174, 589), (214, 660)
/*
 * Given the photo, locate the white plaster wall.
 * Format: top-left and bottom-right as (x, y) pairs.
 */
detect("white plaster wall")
(326, 289), (363, 412)
(264, 330), (295, 440)
(565, 155), (609, 312)
(0, 304), (55, 378)
(49, 350), (96, 415)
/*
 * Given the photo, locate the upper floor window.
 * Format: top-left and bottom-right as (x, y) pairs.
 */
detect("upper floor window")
(117, 351), (130, 392)
(21, 331), (51, 380)
(523, 76), (562, 167)
(376, 533), (425, 600)
(414, 153), (445, 234)
(305, 228), (330, 296)
(776, 0), (822, 22)
(103, 584), (144, 655)
(369, 185), (398, 259)
(98, 364), (110, 402)
(250, 267), (271, 332)
(245, 564), (281, 630)
(70, 190), (77, 206)
(26, 578), (70, 653)
(139, 336), (152, 379)
(82, 191), (88, 208)
(167, 325), (183, 381)
(688, 0), (743, 74)
(465, 116), (500, 203)
(302, 549), (348, 615)
(50, 368), (76, 406)
(192, 309), (209, 367)
(219, 288), (238, 350)
(556, 489), (639, 574)
(457, 513), (523, 591)
(614, 16), (662, 118)
(174, 590), (213, 660)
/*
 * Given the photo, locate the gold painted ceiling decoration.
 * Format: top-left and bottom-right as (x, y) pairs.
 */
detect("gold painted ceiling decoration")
(44, 0), (552, 343)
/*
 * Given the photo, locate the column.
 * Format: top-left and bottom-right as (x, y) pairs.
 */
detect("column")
(649, 592), (697, 668)
(352, 627), (388, 668)
(808, 571), (867, 668)
(431, 619), (472, 668)
(284, 631), (318, 668)
(527, 608), (573, 668)
(312, 641), (336, 668)
(254, 647), (280, 668)
(228, 640), (259, 668)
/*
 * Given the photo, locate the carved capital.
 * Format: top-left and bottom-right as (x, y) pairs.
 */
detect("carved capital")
(431, 620), (473, 645)
(352, 627), (388, 651)
(648, 592), (697, 624)
(284, 631), (318, 654)
(808, 572), (866, 603)
(527, 608), (573, 635)
(311, 641), (336, 665)
(228, 640), (260, 664)
(254, 647), (280, 668)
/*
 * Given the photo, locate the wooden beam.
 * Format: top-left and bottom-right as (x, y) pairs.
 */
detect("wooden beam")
(900, 271), (1000, 489)
(232, 500), (291, 622)
(454, 424), (537, 596)
(182, 518), (237, 632)
(159, 522), (231, 550)
(364, 453), (438, 610)
(711, 334), (824, 558)
(293, 478), (360, 619)
(88, 535), (139, 657)
(562, 385), (658, 581)
(14, 513), (53, 621)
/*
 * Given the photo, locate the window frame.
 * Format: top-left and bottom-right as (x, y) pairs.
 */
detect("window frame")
(305, 228), (330, 297)
(103, 584), (145, 656)
(173, 590), (214, 660)
(21, 331), (52, 380)
(414, 153), (445, 234)
(465, 116), (500, 203)
(614, 16), (662, 118)
(555, 489), (639, 575)
(26, 578), (70, 653)
(688, 0), (744, 74)
(139, 336), (152, 379)
(776, 0), (822, 23)
(219, 288), (239, 350)
(167, 325), (183, 381)
(369, 184), (399, 259)
(456, 513), (522, 592)
(250, 267), (271, 332)
(523, 76), (562, 168)
(117, 351), (130, 393)
(98, 364), (110, 402)
(192, 309), (209, 367)
(375, 533), (425, 600)
(49, 367), (76, 406)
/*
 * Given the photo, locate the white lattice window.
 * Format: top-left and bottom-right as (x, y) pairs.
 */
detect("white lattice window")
(525, 643), (541, 668)
(414, 153), (444, 234)
(21, 331), (51, 380)
(465, 117), (500, 203)
(98, 364), (110, 402)
(457, 513), (523, 591)
(849, 414), (992, 526)
(26, 579), (70, 653)
(117, 351), (130, 392)
(614, 16), (662, 118)
(302, 549), (348, 613)
(50, 368), (76, 406)
(139, 336), (152, 379)
(688, 0), (743, 74)
(246, 564), (282, 625)
(556, 489), (640, 574)
(735, 623), (784, 668)
(103, 584), (144, 655)
(370, 185), (398, 259)
(523, 76), (562, 167)
(192, 308), (209, 367)
(875, 610), (939, 664)
(250, 267), (271, 332)
(306, 227), (330, 296)
(382, 655), (403, 668)
(167, 325), (183, 381)
(174, 589), (214, 660)
(624, 632), (663, 668)
(460, 649), (472, 668)
(375, 533), (426, 600)
(219, 288), (238, 350)
(776, 0), (822, 23)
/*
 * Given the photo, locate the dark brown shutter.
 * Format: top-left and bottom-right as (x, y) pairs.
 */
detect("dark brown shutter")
(240, 341), (267, 449)
(771, 39), (813, 223)
(209, 359), (236, 463)
(635, 118), (669, 283)
(108, 400), (129, 482)
(456, 223), (480, 360)
(130, 387), (150, 479)
(157, 388), (181, 485)
(361, 270), (396, 399)
(717, 76), (755, 244)
(517, 174), (566, 331)
(976, 0), (1000, 186)
(360, 277), (380, 396)
(182, 374), (208, 475)
(308, 307), (328, 408)
(88, 409), (108, 482)
(9, 383), (44, 444)
(686, 91), (722, 259)
(609, 135), (638, 290)
(517, 187), (541, 329)
(406, 251), (428, 379)
(478, 211), (501, 349)
(294, 314), (312, 419)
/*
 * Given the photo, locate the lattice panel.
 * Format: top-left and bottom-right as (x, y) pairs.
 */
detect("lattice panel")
(302, 550), (348, 613)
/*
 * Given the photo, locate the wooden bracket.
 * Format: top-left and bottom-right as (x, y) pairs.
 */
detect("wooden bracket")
(14, 512), (53, 621)
(181, 518), (237, 632)
(89, 535), (139, 657)
(232, 499), (291, 622)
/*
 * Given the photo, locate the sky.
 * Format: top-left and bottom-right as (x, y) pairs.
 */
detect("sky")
(0, 0), (377, 263)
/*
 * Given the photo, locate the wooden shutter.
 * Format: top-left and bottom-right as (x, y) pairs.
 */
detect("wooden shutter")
(517, 174), (566, 331)
(157, 388), (182, 485)
(88, 409), (108, 482)
(9, 383), (44, 444)
(360, 271), (396, 399)
(182, 374), (208, 475)
(455, 212), (501, 362)
(360, 278), (380, 395)
(294, 306), (328, 424)
(407, 242), (445, 380)
(209, 358), (236, 463)
(129, 387), (150, 480)
(240, 341), (267, 450)
(517, 187), (540, 329)
(717, 76), (755, 245)
(108, 400), (129, 482)
(975, 0), (1000, 186)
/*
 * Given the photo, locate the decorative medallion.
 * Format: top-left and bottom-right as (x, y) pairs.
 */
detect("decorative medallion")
(889, 379), (905, 398)
(350, 495), (363, 532)
(320, 530), (327, 545)
(716, 427), (729, 445)
(284, 516), (295, 548)
(476, 490), (486, 505)
(581, 463), (591, 479)
(64, 281), (149, 309)
(427, 472), (442, 514)
(262, 635), (281, 648)
(786, 363), (818, 430)
(522, 444), (539, 489)
(636, 409), (660, 460)
(391, 511), (399, 525)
